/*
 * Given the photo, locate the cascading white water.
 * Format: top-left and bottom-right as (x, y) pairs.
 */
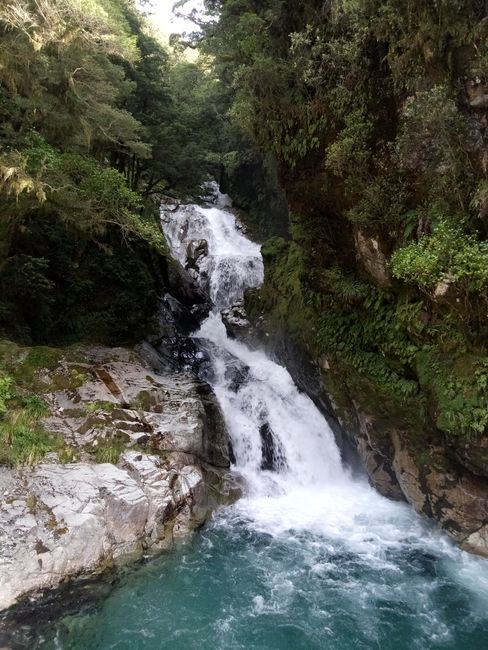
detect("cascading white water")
(162, 186), (345, 496)
(159, 186), (488, 645)
(162, 191), (263, 311)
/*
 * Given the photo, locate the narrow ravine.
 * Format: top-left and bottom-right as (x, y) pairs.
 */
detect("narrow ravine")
(40, 190), (488, 649)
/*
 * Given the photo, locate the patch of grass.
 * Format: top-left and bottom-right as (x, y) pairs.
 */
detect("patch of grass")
(133, 390), (153, 411)
(23, 347), (60, 370)
(57, 446), (78, 464)
(0, 409), (61, 467)
(88, 437), (126, 465)
(0, 374), (12, 415)
(0, 366), (73, 467)
(49, 366), (90, 391)
(21, 395), (50, 417)
(84, 401), (117, 415)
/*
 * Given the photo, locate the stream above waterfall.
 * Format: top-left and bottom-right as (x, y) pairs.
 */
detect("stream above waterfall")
(28, 188), (488, 648)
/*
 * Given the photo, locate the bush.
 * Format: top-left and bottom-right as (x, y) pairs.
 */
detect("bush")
(392, 219), (488, 291)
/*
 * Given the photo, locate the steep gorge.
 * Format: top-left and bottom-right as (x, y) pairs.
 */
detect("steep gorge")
(196, 0), (488, 555)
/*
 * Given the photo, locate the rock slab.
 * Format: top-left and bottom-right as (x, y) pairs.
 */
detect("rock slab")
(0, 345), (237, 612)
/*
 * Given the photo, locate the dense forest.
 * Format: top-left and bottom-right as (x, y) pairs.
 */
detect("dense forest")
(2, 0), (488, 635)
(0, 0), (224, 344)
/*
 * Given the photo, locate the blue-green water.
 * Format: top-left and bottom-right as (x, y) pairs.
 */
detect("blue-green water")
(36, 493), (488, 650)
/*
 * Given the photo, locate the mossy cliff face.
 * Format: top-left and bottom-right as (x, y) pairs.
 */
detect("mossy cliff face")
(223, 264), (488, 554)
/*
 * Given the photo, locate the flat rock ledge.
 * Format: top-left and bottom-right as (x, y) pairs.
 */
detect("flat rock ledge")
(0, 344), (238, 612)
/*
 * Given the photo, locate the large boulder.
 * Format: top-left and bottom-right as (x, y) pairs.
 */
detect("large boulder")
(391, 432), (488, 556)
(186, 239), (209, 272)
(163, 260), (211, 333)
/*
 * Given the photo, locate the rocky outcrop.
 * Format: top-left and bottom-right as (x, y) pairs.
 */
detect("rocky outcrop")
(186, 239), (208, 272)
(317, 358), (488, 557)
(353, 408), (405, 501)
(163, 259), (211, 334)
(391, 432), (488, 556)
(0, 345), (237, 612)
(354, 230), (391, 288)
(221, 300), (256, 343)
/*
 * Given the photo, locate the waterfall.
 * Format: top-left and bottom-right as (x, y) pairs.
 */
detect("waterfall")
(159, 187), (488, 623)
(162, 185), (347, 496)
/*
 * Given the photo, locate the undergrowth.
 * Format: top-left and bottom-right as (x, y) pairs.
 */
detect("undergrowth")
(255, 237), (488, 440)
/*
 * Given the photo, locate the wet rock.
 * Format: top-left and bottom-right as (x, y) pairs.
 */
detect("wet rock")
(259, 423), (287, 472)
(188, 339), (250, 390)
(165, 261), (211, 331)
(221, 301), (255, 342)
(354, 230), (391, 287)
(448, 437), (488, 479)
(186, 239), (208, 272)
(225, 361), (250, 393)
(391, 432), (488, 557)
(354, 410), (405, 501)
(150, 335), (210, 375)
(0, 345), (234, 612)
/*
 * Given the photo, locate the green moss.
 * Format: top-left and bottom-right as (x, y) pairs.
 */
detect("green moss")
(85, 437), (127, 465)
(84, 401), (117, 415)
(0, 344), (79, 466)
(26, 493), (38, 514)
(9, 345), (64, 391)
(132, 390), (153, 411)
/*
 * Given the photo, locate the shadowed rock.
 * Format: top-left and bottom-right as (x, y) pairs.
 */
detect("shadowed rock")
(259, 423), (287, 472)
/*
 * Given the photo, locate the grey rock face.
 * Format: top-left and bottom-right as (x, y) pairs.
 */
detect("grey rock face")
(0, 345), (237, 612)
(221, 301), (255, 342)
(354, 230), (391, 287)
(186, 239), (209, 272)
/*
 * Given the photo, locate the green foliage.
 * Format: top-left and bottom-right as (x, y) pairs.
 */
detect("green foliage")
(0, 368), (63, 467)
(0, 214), (166, 344)
(0, 410), (60, 468)
(0, 0), (226, 344)
(258, 236), (422, 399)
(84, 401), (117, 415)
(203, 0), (488, 442)
(392, 220), (488, 291)
(256, 232), (488, 437)
(417, 354), (488, 439)
(88, 437), (126, 465)
(0, 374), (12, 415)
(325, 110), (372, 181)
